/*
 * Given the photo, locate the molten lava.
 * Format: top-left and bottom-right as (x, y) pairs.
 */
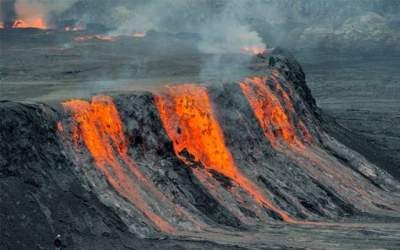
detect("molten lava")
(154, 84), (295, 222)
(62, 96), (175, 233)
(240, 76), (310, 148)
(12, 18), (47, 29)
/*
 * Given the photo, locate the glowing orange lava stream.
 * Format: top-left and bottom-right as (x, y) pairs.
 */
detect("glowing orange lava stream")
(246, 74), (386, 209)
(239, 75), (384, 226)
(154, 84), (295, 223)
(62, 96), (175, 233)
(240, 76), (311, 149)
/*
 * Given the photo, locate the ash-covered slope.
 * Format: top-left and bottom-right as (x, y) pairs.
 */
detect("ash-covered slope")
(1, 51), (400, 249)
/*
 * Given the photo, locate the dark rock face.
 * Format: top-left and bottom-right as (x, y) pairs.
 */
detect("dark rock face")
(0, 102), (130, 249)
(115, 93), (243, 228)
(1, 52), (400, 249)
(208, 83), (355, 220)
(267, 50), (318, 114)
(0, 102), (238, 250)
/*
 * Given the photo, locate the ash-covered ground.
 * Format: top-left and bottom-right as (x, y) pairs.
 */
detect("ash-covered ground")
(1, 29), (400, 250)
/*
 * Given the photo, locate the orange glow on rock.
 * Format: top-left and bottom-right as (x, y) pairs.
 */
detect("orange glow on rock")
(271, 71), (295, 113)
(241, 46), (266, 55)
(240, 77), (303, 148)
(154, 84), (295, 222)
(62, 96), (175, 233)
(133, 32), (146, 38)
(56, 121), (64, 133)
(12, 18), (47, 29)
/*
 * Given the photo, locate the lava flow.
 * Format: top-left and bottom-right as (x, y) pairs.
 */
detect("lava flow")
(240, 76), (310, 149)
(154, 84), (295, 223)
(62, 96), (175, 233)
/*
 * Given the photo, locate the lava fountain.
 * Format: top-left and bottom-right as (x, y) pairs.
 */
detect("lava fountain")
(11, 1), (48, 29)
(12, 18), (47, 29)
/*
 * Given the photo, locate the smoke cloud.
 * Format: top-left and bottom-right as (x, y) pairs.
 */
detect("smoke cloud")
(0, 0), (16, 28)
(2, 0), (400, 52)
(197, 2), (266, 55)
(0, 0), (78, 28)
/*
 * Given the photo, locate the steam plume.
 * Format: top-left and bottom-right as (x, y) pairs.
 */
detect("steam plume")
(0, 0), (78, 29)
(0, 0), (16, 28)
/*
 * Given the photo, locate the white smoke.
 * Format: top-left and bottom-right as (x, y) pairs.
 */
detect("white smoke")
(198, 1), (267, 55)
(14, 0), (78, 27)
(198, 19), (266, 54)
(15, 0), (78, 13)
(110, 0), (202, 36)
(108, 0), (267, 54)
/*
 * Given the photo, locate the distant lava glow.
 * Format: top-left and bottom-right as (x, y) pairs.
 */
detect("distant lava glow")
(9, 0), (48, 29)
(241, 46), (266, 55)
(62, 96), (175, 233)
(154, 84), (295, 222)
(133, 31), (146, 38)
(240, 76), (310, 149)
(12, 18), (47, 29)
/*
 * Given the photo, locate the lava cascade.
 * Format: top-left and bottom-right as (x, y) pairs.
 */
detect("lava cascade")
(62, 96), (175, 233)
(240, 75), (311, 149)
(240, 73), (399, 214)
(154, 84), (295, 222)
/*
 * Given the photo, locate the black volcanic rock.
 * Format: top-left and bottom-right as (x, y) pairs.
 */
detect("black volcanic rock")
(208, 83), (356, 220)
(115, 93), (243, 228)
(0, 101), (240, 250)
(268, 49), (318, 115)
